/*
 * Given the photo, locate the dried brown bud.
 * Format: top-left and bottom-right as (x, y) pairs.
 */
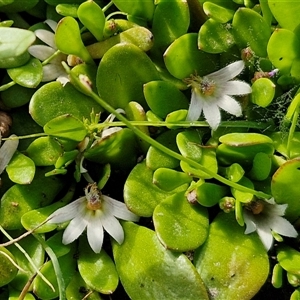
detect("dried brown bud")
(0, 111), (12, 137)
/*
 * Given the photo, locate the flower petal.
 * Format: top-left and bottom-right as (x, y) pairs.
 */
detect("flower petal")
(86, 213), (104, 253)
(102, 195), (139, 221)
(207, 61), (245, 83)
(48, 197), (86, 223)
(202, 101), (221, 130)
(99, 210), (124, 244)
(62, 212), (88, 244)
(186, 90), (204, 121)
(217, 95), (242, 117)
(28, 45), (55, 61)
(44, 19), (57, 32)
(223, 81), (252, 96)
(269, 216), (298, 238)
(42, 64), (66, 82)
(243, 211), (257, 234)
(256, 224), (273, 250)
(35, 29), (56, 49)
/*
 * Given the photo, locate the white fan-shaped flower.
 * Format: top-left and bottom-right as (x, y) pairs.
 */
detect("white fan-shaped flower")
(48, 182), (139, 253)
(186, 60), (252, 130)
(243, 198), (298, 251)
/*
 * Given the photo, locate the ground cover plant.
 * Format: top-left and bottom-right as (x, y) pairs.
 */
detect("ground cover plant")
(0, 0), (300, 299)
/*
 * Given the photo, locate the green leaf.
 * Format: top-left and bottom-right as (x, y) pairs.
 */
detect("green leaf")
(232, 8), (271, 57)
(251, 77), (276, 107)
(267, 28), (300, 74)
(271, 157), (300, 222)
(26, 137), (63, 167)
(113, 222), (209, 300)
(124, 161), (186, 217)
(55, 16), (94, 64)
(144, 80), (188, 118)
(0, 27), (35, 58)
(198, 19), (235, 53)
(0, 168), (64, 230)
(153, 191), (209, 251)
(29, 81), (103, 127)
(77, 0), (105, 41)
(0, 247), (18, 287)
(6, 151), (35, 184)
(78, 240), (119, 294)
(44, 114), (87, 142)
(268, 0), (300, 31)
(97, 43), (160, 109)
(164, 33), (218, 79)
(194, 212), (269, 300)
(112, 0), (155, 22)
(7, 57), (42, 88)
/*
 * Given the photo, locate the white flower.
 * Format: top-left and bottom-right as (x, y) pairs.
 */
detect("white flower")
(186, 60), (251, 130)
(28, 20), (69, 85)
(243, 198), (298, 251)
(48, 183), (139, 253)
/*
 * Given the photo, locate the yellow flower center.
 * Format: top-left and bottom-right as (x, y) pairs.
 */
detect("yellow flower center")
(185, 74), (216, 97)
(85, 183), (102, 211)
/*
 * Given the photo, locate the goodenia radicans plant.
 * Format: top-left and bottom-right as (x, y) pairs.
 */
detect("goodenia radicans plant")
(0, 1), (299, 300)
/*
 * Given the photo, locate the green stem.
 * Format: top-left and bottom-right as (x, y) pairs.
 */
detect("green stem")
(102, 0), (114, 13)
(70, 70), (271, 199)
(33, 234), (66, 300)
(106, 11), (127, 21)
(0, 226), (55, 292)
(1, 132), (47, 141)
(91, 120), (274, 131)
(0, 80), (16, 92)
(42, 50), (62, 66)
(287, 105), (299, 158)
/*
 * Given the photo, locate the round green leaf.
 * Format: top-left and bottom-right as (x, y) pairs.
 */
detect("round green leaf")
(198, 19), (235, 53)
(267, 28), (300, 74)
(7, 57), (42, 88)
(268, 0), (300, 31)
(26, 137), (63, 166)
(277, 245), (300, 276)
(97, 43), (160, 109)
(29, 81), (103, 127)
(202, 2), (235, 23)
(0, 168), (64, 230)
(251, 77), (275, 107)
(124, 161), (186, 217)
(232, 8), (271, 57)
(153, 191), (209, 251)
(78, 1), (105, 41)
(144, 80), (189, 118)
(271, 157), (300, 222)
(164, 33), (218, 79)
(194, 212), (269, 300)
(0, 27), (35, 59)
(112, 0), (155, 22)
(146, 129), (181, 170)
(55, 16), (94, 64)
(151, 0), (190, 53)
(83, 128), (137, 170)
(6, 151), (35, 184)
(153, 168), (192, 191)
(44, 114), (87, 142)
(78, 241), (118, 294)
(113, 222), (209, 300)
(0, 247), (18, 287)
(217, 133), (274, 166)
